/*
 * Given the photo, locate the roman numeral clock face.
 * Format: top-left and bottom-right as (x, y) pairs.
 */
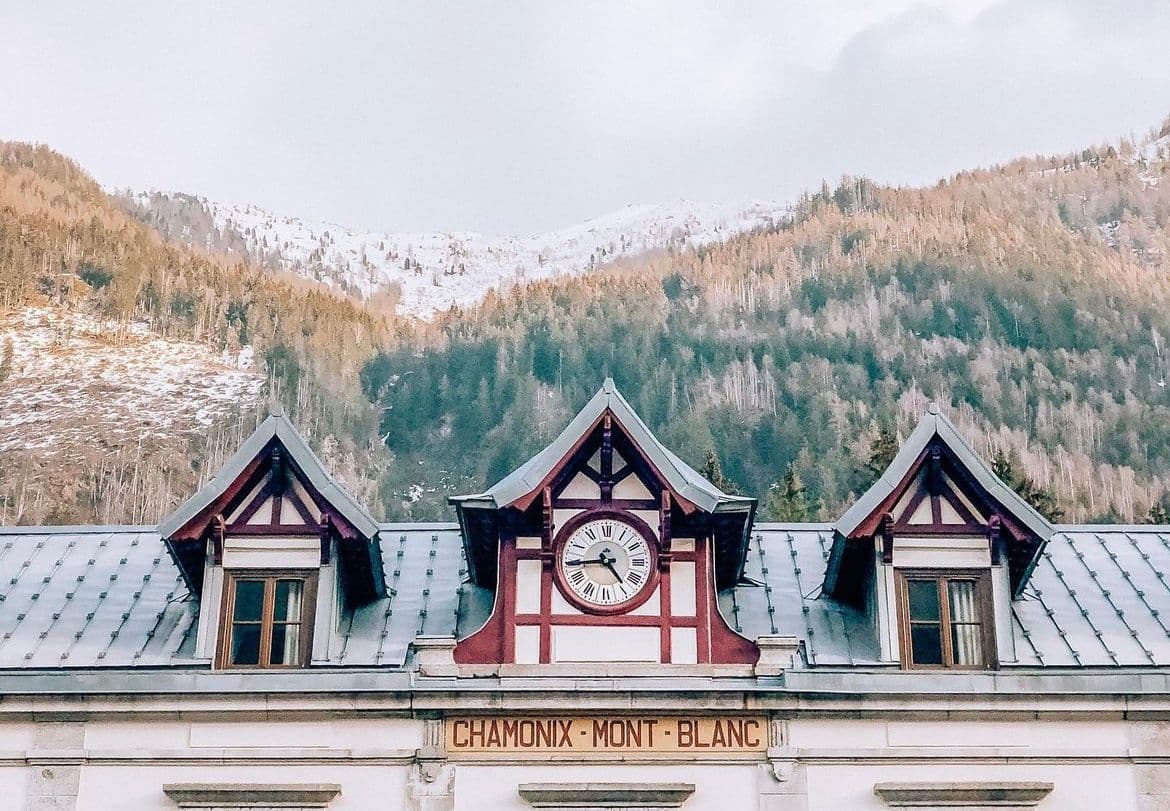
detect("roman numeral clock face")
(557, 516), (655, 611)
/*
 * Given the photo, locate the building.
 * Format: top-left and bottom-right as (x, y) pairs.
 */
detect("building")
(2, 379), (1170, 810)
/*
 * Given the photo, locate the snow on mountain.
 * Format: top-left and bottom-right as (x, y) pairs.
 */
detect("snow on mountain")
(0, 306), (263, 457)
(128, 194), (791, 319)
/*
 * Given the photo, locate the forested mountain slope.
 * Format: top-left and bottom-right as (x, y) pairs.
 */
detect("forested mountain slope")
(362, 121), (1170, 522)
(0, 143), (392, 524)
(5, 121), (1170, 526)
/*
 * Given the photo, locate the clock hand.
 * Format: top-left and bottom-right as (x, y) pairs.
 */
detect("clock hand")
(603, 559), (623, 583)
(564, 558), (605, 566)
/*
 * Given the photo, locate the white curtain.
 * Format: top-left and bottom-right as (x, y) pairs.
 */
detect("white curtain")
(276, 581), (302, 665)
(948, 581), (981, 665)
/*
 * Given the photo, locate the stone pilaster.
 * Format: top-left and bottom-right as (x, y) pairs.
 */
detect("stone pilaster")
(25, 722), (84, 811)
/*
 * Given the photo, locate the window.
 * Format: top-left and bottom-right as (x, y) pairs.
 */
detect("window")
(217, 572), (316, 668)
(896, 570), (993, 669)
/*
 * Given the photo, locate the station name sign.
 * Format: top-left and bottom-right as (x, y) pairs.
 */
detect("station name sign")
(445, 716), (767, 756)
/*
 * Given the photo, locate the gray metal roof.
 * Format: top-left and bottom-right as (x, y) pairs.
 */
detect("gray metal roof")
(451, 379), (754, 514)
(835, 403), (1055, 544)
(3, 521), (1170, 671)
(729, 524), (1170, 668)
(0, 523), (473, 669)
(158, 411), (380, 540)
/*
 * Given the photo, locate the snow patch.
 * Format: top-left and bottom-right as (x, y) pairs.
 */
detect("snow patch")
(131, 194), (791, 320)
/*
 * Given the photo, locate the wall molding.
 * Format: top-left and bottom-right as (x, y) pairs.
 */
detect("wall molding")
(518, 782), (695, 808)
(163, 782), (341, 807)
(874, 781), (1054, 807)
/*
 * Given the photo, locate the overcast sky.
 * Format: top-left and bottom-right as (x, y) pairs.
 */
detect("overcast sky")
(3, 1), (1169, 234)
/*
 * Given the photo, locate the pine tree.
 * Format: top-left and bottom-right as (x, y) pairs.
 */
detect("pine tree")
(854, 421), (899, 492)
(765, 463), (810, 521)
(700, 448), (738, 494)
(990, 449), (1065, 522)
(1146, 502), (1169, 524)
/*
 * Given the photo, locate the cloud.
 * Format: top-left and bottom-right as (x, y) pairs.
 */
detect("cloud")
(0, 1), (1167, 232)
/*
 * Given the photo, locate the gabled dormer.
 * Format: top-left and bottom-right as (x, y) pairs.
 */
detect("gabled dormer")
(159, 411), (384, 668)
(452, 379), (758, 666)
(824, 404), (1054, 669)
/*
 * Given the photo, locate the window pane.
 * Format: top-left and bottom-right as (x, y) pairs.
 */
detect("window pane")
(907, 580), (940, 621)
(231, 623), (261, 665)
(274, 580), (304, 623)
(270, 623), (301, 665)
(952, 624), (983, 666)
(233, 580), (265, 621)
(911, 624), (943, 665)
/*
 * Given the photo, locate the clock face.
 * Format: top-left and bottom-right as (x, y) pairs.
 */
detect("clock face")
(557, 516), (655, 610)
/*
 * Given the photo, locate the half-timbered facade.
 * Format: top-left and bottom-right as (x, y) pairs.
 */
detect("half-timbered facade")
(4, 381), (1170, 810)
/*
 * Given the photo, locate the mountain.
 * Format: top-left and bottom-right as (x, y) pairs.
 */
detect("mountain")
(121, 193), (789, 319)
(358, 118), (1170, 522)
(0, 142), (390, 525)
(4, 118), (1170, 526)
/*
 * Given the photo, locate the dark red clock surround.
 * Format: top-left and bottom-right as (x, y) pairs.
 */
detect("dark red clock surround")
(551, 509), (661, 616)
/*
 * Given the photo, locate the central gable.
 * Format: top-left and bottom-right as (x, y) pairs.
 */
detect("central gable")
(451, 379), (758, 666)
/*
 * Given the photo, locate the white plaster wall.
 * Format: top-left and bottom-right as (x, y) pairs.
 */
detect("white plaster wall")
(515, 559), (542, 614)
(787, 718), (1131, 751)
(892, 535), (990, 568)
(670, 562), (696, 616)
(0, 765), (27, 809)
(222, 536), (320, 568)
(552, 626), (659, 662)
(83, 717), (424, 751)
(454, 763), (759, 811)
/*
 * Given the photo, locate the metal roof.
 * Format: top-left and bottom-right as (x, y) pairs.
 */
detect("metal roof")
(450, 379), (754, 514)
(158, 411), (380, 540)
(3, 522), (1170, 671)
(0, 524), (473, 669)
(730, 524), (1170, 668)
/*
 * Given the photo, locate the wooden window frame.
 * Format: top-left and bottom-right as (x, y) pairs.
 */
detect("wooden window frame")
(216, 570), (318, 669)
(895, 568), (996, 670)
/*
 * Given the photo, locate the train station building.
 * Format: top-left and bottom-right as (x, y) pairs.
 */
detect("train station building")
(2, 380), (1170, 809)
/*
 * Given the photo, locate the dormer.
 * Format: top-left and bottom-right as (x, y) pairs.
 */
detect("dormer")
(823, 404), (1054, 670)
(451, 379), (758, 666)
(159, 412), (384, 669)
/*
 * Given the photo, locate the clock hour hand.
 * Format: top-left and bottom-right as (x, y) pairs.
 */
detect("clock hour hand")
(564, 557), (605, 566)
(603, 559), (623, 583)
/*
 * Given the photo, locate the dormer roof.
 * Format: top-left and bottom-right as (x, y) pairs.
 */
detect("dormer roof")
(451, 379), (756, 589)
(451, 378), (754, 515)
(825, 404), (1055, 599)
(160, 411), (379, 541)
(160, 411), (384, 603)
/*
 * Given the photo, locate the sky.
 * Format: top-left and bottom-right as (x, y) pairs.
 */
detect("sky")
(3, 0), (1170, 234)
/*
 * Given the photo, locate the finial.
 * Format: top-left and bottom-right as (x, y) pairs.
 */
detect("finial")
(927, 401), (940, 415)
(603, 377), (616, 393)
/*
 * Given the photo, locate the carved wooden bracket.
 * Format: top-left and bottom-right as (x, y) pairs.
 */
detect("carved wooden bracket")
(880, 512), (895, 564)
(210, 514), (226, 566)
(988, 513), (1004, 566)
(599, 412), (614, 501)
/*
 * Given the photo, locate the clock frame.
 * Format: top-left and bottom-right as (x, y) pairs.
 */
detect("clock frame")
(552, 509), (660, 616)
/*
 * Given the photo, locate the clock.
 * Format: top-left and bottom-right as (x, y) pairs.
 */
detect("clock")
(554, 513), (657, 613)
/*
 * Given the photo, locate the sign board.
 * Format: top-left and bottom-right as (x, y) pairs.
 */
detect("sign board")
(445, 716), (767, 758)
